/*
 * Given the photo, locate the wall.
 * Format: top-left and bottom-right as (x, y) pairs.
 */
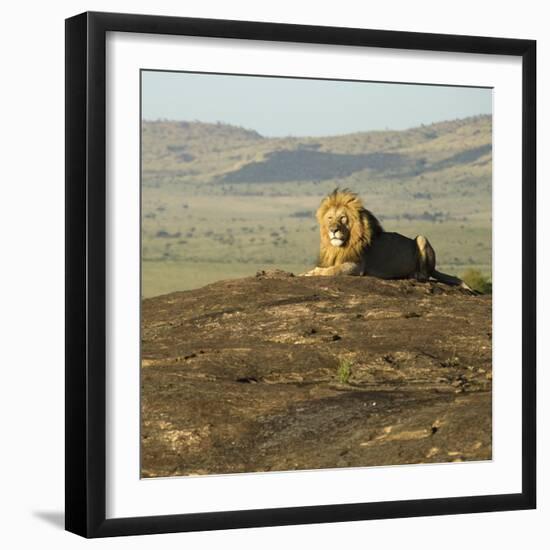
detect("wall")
(0, 1), (546, 548)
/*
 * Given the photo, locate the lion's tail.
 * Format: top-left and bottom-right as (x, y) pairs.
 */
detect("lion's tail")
(432, 270), (478, 294)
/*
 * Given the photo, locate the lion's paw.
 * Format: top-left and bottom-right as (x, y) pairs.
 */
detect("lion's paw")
(300, 268), (321, 277)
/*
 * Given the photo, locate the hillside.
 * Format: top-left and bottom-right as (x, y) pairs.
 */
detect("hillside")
(141, 272), (492, 477)
(141, 116), (492, 296)
(142, 115), (491, 187)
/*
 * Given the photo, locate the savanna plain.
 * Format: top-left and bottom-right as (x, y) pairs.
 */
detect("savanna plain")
(142, 115), (492, 296)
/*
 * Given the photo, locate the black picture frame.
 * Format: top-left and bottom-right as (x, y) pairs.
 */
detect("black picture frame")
(65, 11), (536, 538)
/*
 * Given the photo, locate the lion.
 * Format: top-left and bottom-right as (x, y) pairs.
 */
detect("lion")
(301, 188), (473, 291)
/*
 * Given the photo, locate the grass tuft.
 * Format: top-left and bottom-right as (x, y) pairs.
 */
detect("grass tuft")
(337, 359), (353, 384)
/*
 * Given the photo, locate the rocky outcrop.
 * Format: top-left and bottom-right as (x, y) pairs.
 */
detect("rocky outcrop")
(141, 271), (492, 477)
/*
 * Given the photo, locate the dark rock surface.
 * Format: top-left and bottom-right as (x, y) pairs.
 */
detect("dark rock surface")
(141, 271), (492, 477)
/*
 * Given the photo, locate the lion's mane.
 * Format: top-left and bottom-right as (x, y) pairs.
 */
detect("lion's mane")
(316, 188), (383, 268)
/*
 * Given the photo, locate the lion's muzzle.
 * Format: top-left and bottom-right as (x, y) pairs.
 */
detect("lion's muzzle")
(329, 226), (347, 247)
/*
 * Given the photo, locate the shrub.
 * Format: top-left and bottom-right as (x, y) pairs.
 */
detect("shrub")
(461, 268), (492, 294)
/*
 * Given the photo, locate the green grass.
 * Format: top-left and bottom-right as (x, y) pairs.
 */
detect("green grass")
(142, 260), (308, 298)
(337, 359), (353, 384)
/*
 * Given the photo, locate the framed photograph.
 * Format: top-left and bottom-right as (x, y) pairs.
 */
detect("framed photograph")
(65, 11), (536, 538)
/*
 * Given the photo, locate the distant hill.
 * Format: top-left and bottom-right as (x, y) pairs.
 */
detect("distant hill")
(142, 115), (492, 189)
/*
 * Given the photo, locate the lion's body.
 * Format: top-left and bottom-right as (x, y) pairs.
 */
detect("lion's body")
(361, 232), (422, 279)
(303, 188), (471, 291)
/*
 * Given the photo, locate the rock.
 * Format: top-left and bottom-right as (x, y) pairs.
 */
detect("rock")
(141, 273), (492, 478)
(255, 268), (295, 278)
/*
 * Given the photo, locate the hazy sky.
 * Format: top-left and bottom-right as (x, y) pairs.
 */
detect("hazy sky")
(142, 70), (492, 137)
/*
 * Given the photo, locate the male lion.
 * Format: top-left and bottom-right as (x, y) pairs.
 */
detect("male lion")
(302, 188), (472, 291)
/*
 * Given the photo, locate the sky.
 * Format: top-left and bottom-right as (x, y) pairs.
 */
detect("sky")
(142, 70), (492, 137)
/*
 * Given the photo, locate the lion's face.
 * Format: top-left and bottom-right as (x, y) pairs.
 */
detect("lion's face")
(315, 189), (383, 268)
(321, 206), (352, 247)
